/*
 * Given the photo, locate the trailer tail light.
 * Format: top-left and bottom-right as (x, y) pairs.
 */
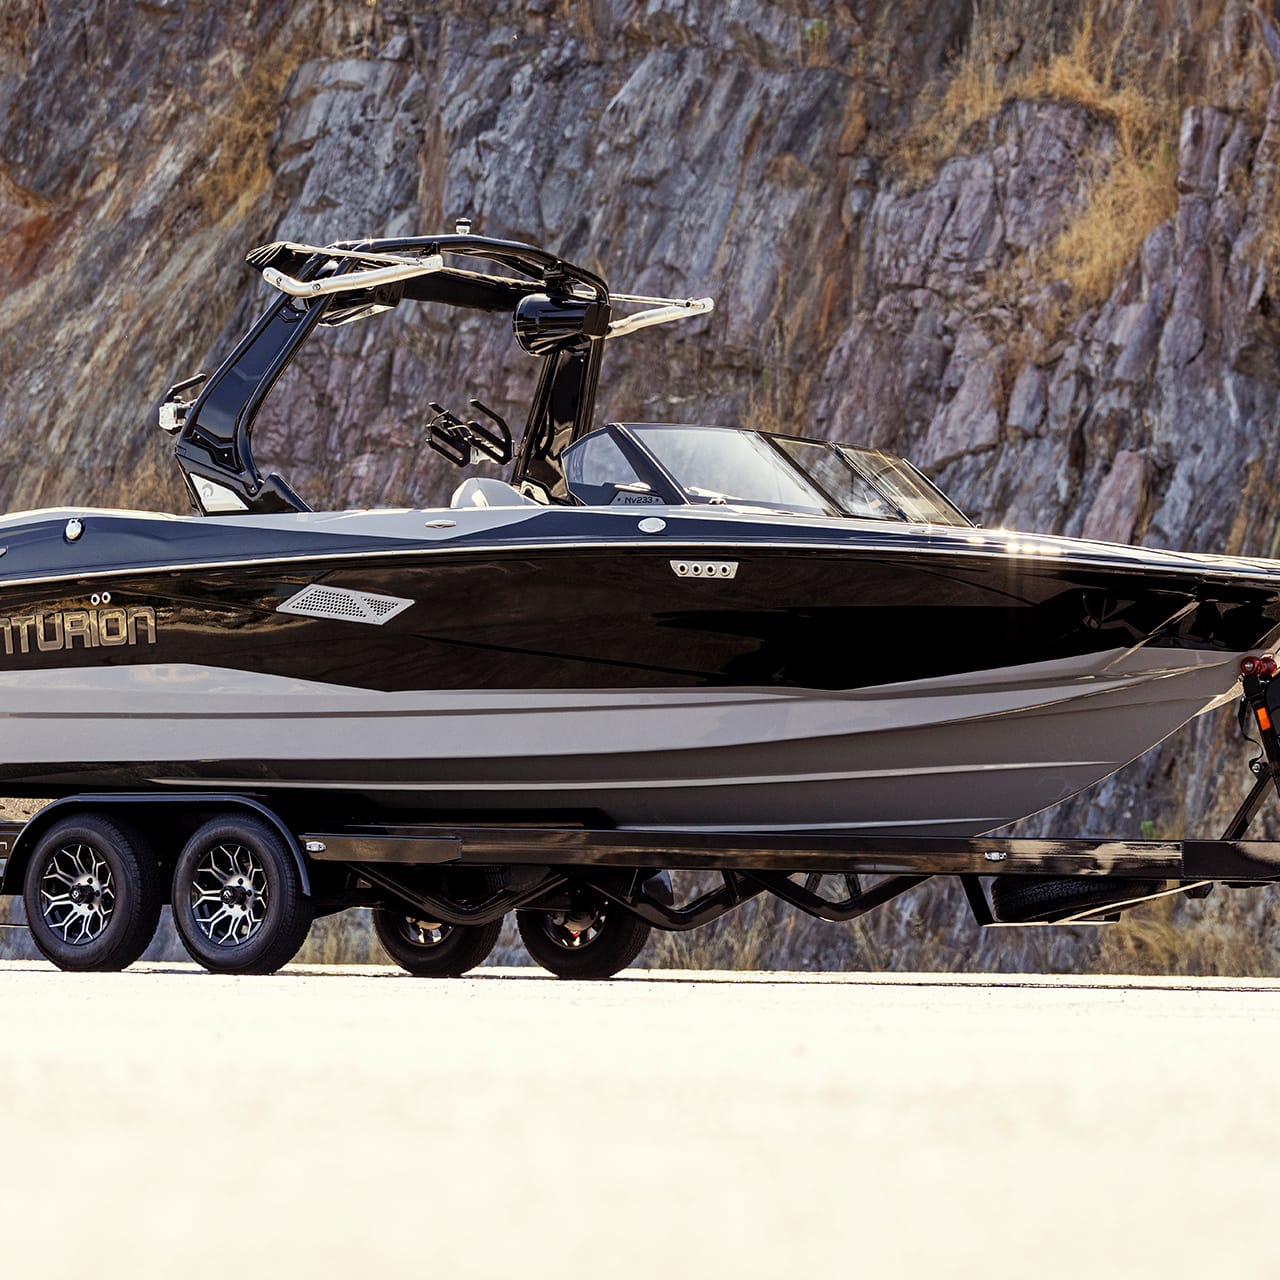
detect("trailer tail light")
(1241, 655), (1278, 678)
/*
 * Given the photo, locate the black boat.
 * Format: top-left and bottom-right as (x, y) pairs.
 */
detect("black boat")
(0, 230), (1277, 836)
(2, 228), (1280, 979)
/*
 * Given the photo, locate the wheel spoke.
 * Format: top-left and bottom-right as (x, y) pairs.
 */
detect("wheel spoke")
(186, 840), (272, 948)
(37, 841), (116, 946)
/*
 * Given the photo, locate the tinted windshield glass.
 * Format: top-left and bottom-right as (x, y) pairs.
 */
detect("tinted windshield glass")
(836, 446), (969, 525)
(769, 438), (896, 520)
(563, 430), (655, 505)
(633, 426), (835, 515)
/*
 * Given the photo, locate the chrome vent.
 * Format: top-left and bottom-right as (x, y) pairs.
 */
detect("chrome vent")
(277, 585), (414, 626)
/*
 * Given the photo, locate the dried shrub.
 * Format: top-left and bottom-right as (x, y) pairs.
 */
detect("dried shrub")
(892, 3), (1030, 187)
(1094, 886), (1280, 978)
(1041, 145), (1178, 305)
(191, 48), (301, 222)
(1016, 6), (1180, 304)
(898, 3), (1184, 323)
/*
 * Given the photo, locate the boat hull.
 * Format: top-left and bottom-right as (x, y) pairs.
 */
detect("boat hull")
(0, 646), (1246, 835)
(0, 504), (1277, 835)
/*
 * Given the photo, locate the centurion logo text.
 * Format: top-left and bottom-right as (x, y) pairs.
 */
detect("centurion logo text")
(0, 599), (158, 656)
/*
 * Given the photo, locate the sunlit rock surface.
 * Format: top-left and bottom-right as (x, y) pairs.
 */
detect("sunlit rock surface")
(2, 0), (1280, 970)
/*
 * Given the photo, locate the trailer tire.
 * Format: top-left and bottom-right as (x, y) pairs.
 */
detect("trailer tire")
(517, 901), (650, 979)
(23, 815), (162, 972)
(373, 910), (502, 977)
(171, 816), (312, 975)
(990, 875), (1166, 923)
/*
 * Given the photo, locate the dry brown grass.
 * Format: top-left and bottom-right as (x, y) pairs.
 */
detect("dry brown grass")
(297, 908), (385, 964)
(191, 47), (305, 222)
(1093, 886), (1280, 977)
(900, 3), (1178, 166)
(1040, 143), (1178, 305)
(894, 6), (1018, 189)
(897, 3), (1182, 308)
(1027, 5), (1167, 141)
(1024, 9), (1181, 305)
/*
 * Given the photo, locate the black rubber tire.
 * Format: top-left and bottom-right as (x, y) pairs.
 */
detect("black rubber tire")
(373, 868), (504, 977)
(517, 902), (651, 979)
(373, 910), (503, 977)
(991, 876), (1166, 924)
(171, 815), (312, 975)
(23, 814), (163, 972)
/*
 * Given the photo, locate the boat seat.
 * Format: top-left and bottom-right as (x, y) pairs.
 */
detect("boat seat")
(449, 477), (538, 509)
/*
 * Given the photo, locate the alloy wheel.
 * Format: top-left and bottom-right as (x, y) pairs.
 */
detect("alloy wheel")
(395, 916), (454, 948)
(38, 842), (116, 945)
(189, 841), (270, 947)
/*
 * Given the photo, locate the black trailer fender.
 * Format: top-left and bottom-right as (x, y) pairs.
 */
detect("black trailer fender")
(0, 793), (312, 898)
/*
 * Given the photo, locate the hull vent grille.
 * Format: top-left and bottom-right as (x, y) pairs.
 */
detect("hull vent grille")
(277, 585), (414, 626)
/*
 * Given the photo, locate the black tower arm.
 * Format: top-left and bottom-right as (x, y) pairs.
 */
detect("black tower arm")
(511, 343), (605, 502)
(170, 292), (328, 515)
(161, 233), (623, 516)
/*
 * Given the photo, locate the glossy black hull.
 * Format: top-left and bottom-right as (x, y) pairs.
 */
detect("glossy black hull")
(0, 506), (1277, 688)
(0, 504), (1277, 833)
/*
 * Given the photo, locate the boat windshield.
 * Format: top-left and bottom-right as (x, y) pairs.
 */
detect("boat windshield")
(631, 425), (836, 515)
(833, 445), (969, 525)
(768, 437), (897, 521)
(561, 423), (970, 525)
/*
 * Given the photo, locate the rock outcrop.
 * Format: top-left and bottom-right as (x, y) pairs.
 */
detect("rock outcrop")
(3, 0), (1280, 970)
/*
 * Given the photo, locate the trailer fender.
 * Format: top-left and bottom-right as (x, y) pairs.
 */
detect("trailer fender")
(1, 793), (312, 899)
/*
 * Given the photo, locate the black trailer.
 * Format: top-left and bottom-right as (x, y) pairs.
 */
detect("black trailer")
(4, 663), (1280, 980)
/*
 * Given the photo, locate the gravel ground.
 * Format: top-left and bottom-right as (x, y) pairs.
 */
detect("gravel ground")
(2, 963), (1277, 1280)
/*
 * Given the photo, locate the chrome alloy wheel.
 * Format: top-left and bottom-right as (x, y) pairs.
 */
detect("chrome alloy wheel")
(189, 842), (270, 947)
(38, 843), (116, 945)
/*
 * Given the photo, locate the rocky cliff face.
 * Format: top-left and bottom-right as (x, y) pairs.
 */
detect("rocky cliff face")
(3, 0), (1280, 970)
